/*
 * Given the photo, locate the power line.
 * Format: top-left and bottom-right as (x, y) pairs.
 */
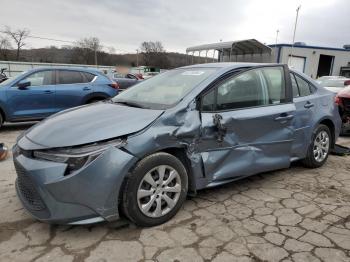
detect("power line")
(0, 30), (133, 54)
(0, 30), (76, 44)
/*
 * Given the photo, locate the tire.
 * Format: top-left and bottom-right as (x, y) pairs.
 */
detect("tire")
(87, 98), (104, 104)
(302, 124), (331, 168)
(0, 113), (3, 129)
(122, 152), (188, 227)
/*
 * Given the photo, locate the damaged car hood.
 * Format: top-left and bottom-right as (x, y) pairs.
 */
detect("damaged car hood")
(24, 102), (164, 148)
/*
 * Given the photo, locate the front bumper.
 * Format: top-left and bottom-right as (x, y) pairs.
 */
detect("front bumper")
(13, 145), (137, 225)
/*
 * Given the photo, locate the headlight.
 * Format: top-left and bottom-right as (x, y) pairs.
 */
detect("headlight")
(33, 139), (125, 174)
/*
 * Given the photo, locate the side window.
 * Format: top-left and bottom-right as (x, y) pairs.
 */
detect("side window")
(201, 89), (215, 111)
(58, 71), (84, 84)
(114, 73), (125, 78)
(261, 67), (286, 104)
(126, 74), (137, 80)
(309, 83), (317, 93)
(216, 69), (268, 110)
(22, 71), (54, 86)
(295, 75), (311, 96)
(290, 73), (300, 98)
(200, 67), (287, 112)
(82, 72), (95, 82)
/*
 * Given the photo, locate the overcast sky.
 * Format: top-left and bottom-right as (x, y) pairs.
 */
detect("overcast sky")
(1, 0), (349, 54)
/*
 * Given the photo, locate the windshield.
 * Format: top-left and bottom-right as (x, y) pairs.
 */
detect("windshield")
(317, 78), (349, 88)
(112, 68), (217, 109)
(0, 71), (26, 87)
(0, 77), (13, 86)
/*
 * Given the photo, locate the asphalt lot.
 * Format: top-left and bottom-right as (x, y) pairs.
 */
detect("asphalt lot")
(1, 123), (350, 262)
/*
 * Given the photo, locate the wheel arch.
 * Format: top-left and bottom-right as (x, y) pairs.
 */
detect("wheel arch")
(118, 146), (197, 210)
(160, 147), (197, 195)
(117, 146), (197, 221)
(84, 93), (110, 104)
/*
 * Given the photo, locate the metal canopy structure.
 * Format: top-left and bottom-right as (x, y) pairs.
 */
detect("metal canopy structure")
(187, 39), (271, 55)
(186, 39), (272, 63)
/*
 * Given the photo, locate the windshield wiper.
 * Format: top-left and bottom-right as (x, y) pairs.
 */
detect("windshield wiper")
(114, 100), (148, 109)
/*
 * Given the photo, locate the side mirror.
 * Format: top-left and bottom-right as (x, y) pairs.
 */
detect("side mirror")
(17, 80), (31, 89)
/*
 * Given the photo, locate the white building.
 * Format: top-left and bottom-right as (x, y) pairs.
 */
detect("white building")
(271, 43), (350, 78)
(186, 39), (350, 79)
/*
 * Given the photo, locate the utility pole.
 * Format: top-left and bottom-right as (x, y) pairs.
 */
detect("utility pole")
(290, 5), (301, 66)
(136, 49), (139, 68)
(94, 48), (98, 68)
(275, 29), (279, 46)
(275, 29), (279, 62)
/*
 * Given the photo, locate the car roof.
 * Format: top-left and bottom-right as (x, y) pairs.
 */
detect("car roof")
(179, 62), (280, 70)
(26, 67), (102, 74)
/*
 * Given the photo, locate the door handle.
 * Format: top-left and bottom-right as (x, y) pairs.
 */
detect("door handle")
(83, 87), (91, 91)
(274, 114), (294, 122)
(44, 90), (53, 94)
(304, 102), (315, 109)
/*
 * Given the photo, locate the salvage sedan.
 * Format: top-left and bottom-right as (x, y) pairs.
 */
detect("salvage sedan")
(13, 63), (341, 226)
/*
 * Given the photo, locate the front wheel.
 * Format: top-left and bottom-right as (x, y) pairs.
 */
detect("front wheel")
(122, 152), (188, 227)
(302, 124), (331, 168)
(87, 98), (104, 104)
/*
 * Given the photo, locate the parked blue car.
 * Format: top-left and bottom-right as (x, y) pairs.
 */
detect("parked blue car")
(0, 67), (118, 127)
(13, 63), (341, 226)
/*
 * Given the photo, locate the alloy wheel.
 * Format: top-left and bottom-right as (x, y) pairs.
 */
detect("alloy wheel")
(137, 165), (181, 218)
(313, 130), (330, 162)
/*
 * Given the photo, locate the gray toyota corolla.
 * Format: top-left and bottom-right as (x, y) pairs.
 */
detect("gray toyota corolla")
(14, 63), (341, 226)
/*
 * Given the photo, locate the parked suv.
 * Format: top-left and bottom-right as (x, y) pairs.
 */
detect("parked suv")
(0, 67), (118, 127)
(13, 63), (341, 226)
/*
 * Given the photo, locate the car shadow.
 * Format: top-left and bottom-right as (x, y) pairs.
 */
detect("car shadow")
(1, 122), (37, 132)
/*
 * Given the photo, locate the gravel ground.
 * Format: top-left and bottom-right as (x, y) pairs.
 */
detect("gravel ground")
(1, 123), (350, 262)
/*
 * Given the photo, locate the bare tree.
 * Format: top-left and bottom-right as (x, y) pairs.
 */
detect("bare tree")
(106, 46), (116, 54)
(140, 41), (168, 67)
(5, 26), (30, 61)
(0, 36), (12, 60)
(75, 37), (103, 65)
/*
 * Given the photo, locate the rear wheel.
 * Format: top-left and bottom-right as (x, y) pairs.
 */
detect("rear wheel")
(122, 152), (188, 227)
(302, 124), (331, 168)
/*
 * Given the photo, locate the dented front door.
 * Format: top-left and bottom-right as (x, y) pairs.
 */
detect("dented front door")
(200, 105), (295, 183)
(198, 66), (295, 184)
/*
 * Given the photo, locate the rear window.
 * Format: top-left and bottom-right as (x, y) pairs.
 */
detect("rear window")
(290, 73), (300, 98)
(58, 71), (84, 84)
(82, 72), (96, 82)
(295, 74), (311, 96)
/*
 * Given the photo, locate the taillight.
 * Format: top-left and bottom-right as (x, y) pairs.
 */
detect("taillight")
(109, 82), (119, 89)
(344, 80), (350, 86)
(335, 95), (342, 106)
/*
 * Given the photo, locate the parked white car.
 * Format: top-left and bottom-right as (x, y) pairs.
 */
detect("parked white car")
(316, 76), (350, 93)
(143, 72), (160, 79)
